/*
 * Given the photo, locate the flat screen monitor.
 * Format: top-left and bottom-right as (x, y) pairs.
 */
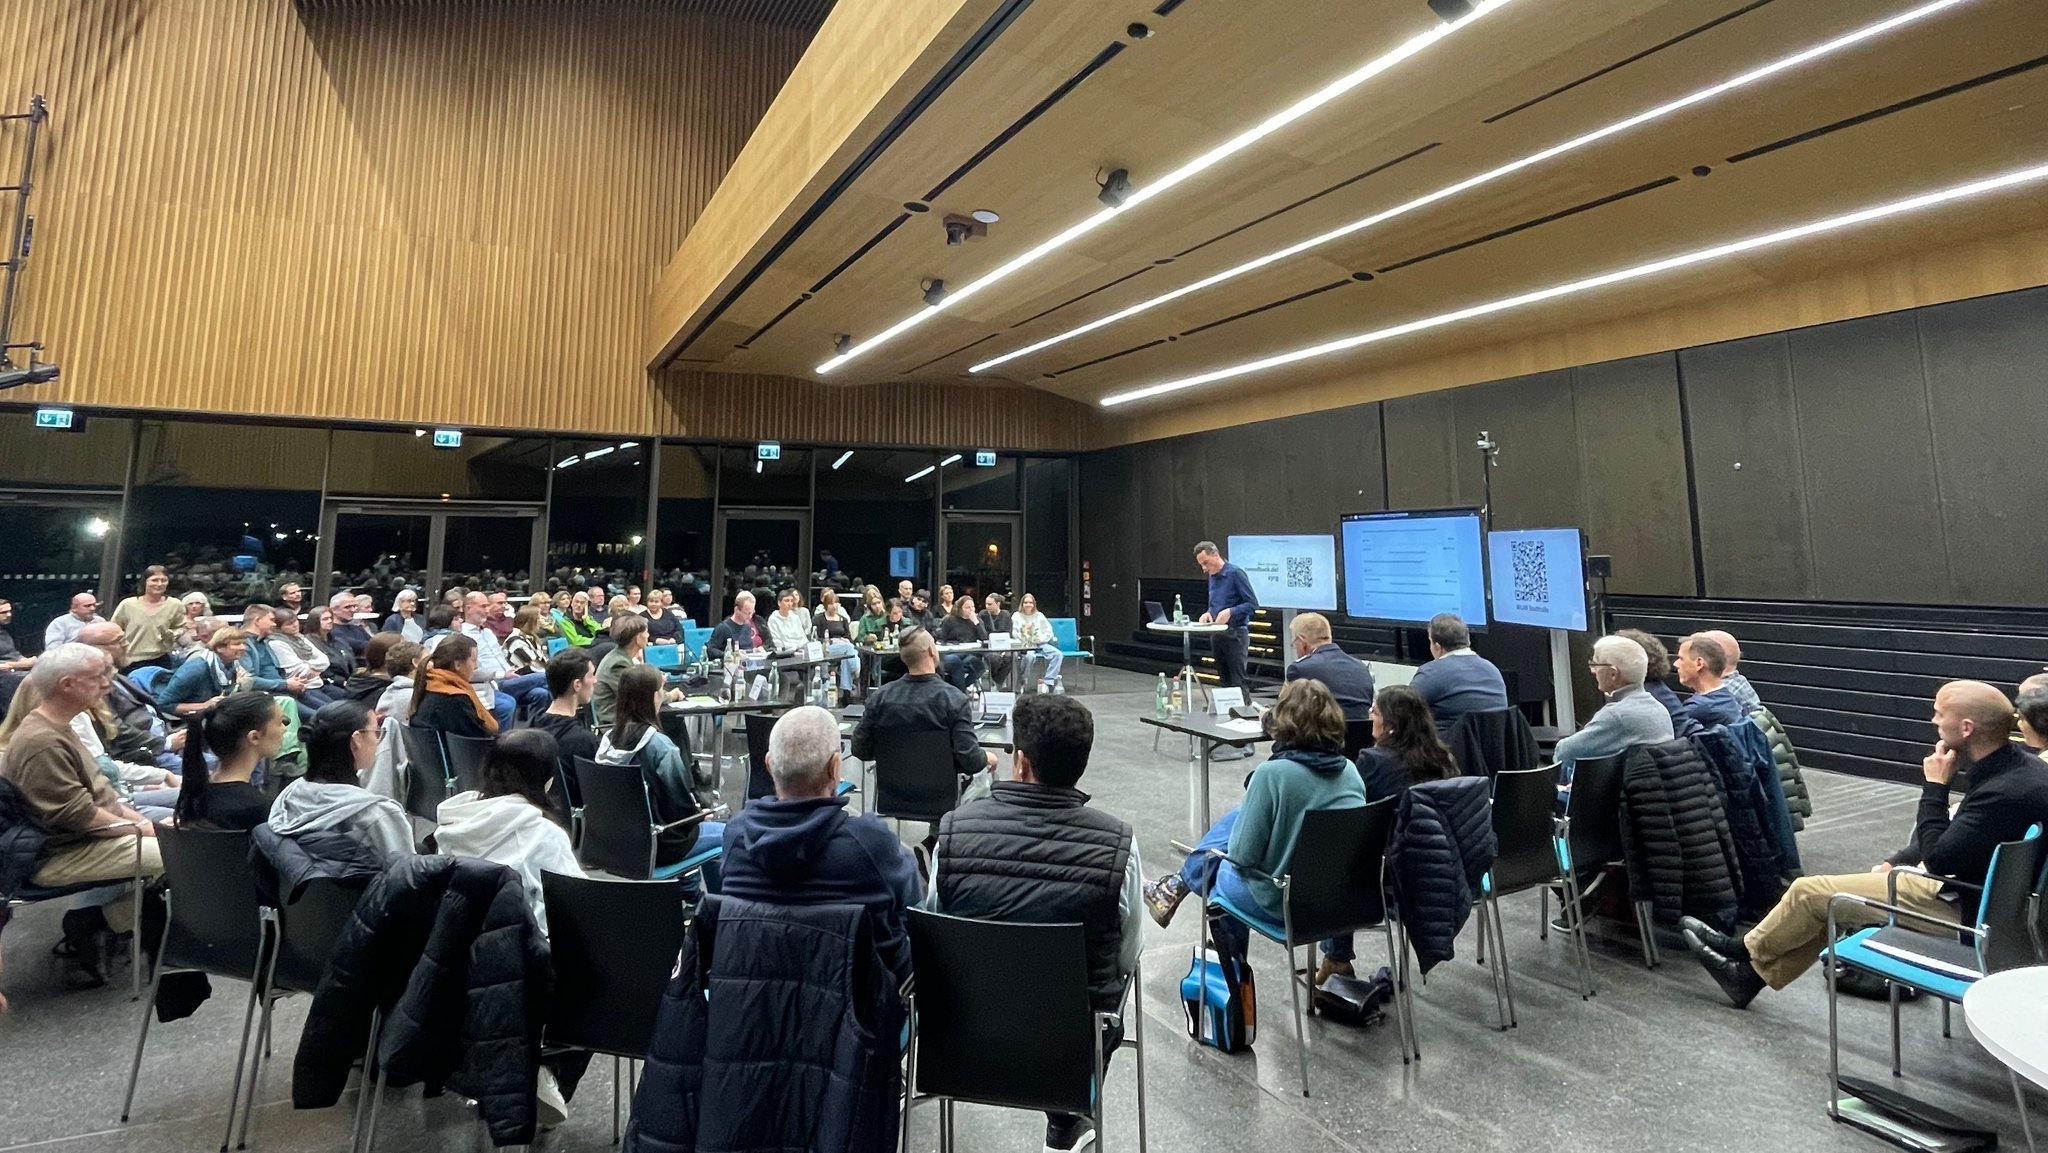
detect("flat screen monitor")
(1226, 534), (1337, 611)
(1486, 528), (1588, 631)
(1339, 508), (1487, 626)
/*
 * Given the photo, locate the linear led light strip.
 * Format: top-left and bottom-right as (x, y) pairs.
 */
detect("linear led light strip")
(813, 0), (1524, 375)
(975, 0), (1975, 375)
(1099, 160), (2048, 407)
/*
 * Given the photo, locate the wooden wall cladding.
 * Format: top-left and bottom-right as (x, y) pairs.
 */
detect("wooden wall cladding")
(652, 369), (1094, 451)
(0, 1), (811, 437)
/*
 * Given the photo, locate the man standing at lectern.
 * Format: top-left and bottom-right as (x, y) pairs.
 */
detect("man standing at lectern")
(1194, 541), (1257, 691)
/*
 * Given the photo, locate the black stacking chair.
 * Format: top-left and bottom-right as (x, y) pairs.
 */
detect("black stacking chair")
(441, 731), (494, 795)
(1473, 764), (1580, 1025)
(574, 756), (723, 884)
(233, 877), (370, 1150)
(905, 911), (1147, 1153)
(744, 712), (778, 803)
(120, 826), (271, 1153)
(1555, 752), (1650, 968)
(870, 729), (963, 827)
(1202, 796), (1411, 1092)
(396, 724), (451, 822)
(542, 871), (694, 1144)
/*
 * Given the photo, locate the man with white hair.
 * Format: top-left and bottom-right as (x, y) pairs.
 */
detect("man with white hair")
(1701, 629), (1760, 712)
(716, 705), (923, 991)
(1552, 635), (1674, 780)
(0, 643), (165, 988)
(329, 591), (372, 660)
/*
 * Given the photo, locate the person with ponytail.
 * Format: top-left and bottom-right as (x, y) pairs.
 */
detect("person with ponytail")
(408, 633), (497, 741)
(268, 700), (412, 861)
(176, 693), (285, 831)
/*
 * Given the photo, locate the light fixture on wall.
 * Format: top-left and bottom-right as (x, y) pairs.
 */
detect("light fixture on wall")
(905, 464), (937, 483)
(811, 0), (1523, 375)
(84, 516), (110, 539)
(971, 0), (1979, 375)
(939, 453), (963, 467)
(1099, 158), (2048, 407)
(832, 450), (854, 469)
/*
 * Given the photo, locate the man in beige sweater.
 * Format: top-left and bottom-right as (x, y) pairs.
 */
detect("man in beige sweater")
(1, 642), (163, 988)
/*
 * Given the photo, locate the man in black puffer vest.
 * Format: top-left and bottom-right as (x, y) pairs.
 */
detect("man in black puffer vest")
(925, 693), (1142, 1153)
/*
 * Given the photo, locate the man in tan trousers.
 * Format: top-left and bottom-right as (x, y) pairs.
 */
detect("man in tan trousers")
(1682, 680), (2048, 1007)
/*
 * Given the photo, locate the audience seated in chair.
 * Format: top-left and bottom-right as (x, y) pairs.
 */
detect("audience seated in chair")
(1283, 612), (1374, 723)
(811, 588), (861, 699)
(1408, 613), (1509, 737)
(435, 727), (583, 935)
(0, 596), (36, 713)
(268, 608), (343, 706)
(76, 622), (184, 775)
(1143, 679), (1367, 986)
(308, 606), (357, 682)
(328, 592), (372, 661)
(921, 693), (1141, 1153)
(1354, 685), (1457, 808)
(1553, 634), (1675, 782)
(934, 597), (988, 692)
(850, 628), (996, 804)
(595, 664), (719, 870)
(593, 614), (674, 727)
(1700, 629), (1761, 712)
(268, 700), (412, 863)
(1683, 680), (2048, 1007)
(765, 587), (814, 655)
(239, 604), (336, 709)
(1674, 633), (1744, 736)
(706, 591), (766, 662)
(456, 590), (543, 728)
(558, 591), (601, 648)
(380, 587), (426, 643)
(2019, 683), (2048, 759)
(336, 632), (400, 706)
(0, 642), (167, 989)
(407, 634), (498, 743)
(156, 626), (249, 718)
(1011, 592), (1065, 694)
(1617, 628), (1687, 730)
(719, 705), (922, 992)
(531, 649), (598, 802)
(44, 592), (108, 651)
(175, 694), (285, 833)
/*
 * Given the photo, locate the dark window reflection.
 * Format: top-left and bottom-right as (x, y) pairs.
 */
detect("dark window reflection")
(329, 429), (549, 501)
(124, 421), (325, 611)
(0, 501), (119, 654)
(813, 449), (933, 603)
(0, 412), (133, 490)
(655, 445), (716, 624)
(719, 445), (809, 507)
(1025, 457), (1073, 616)
(547, 439), (648, 602)
(942, 453), (1019, 510)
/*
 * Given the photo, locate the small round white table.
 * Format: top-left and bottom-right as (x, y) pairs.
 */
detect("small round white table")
(1146, 620), (1226, 677)
(1964, 966), (2048, 1092)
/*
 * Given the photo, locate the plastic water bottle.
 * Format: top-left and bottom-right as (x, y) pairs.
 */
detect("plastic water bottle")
(968, 684), (982, 721)
(1169, 678), (1183, 716)
(1154, 673), (1169, 718)
(825, 678), (840, 710)
(1173, 594), (1186, 624)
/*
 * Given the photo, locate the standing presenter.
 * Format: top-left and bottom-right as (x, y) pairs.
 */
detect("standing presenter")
(1194, 540), (1257, 691)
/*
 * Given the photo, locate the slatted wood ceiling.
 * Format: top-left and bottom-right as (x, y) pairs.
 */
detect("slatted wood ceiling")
(0, 0), (1080, 450)
(293, 0), (839, 29)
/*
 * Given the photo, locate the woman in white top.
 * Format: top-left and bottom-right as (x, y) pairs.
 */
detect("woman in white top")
(434, 727), (584, 935)
(764, 587), (815, 654)
(1011, 592), (1064, 691)
(810, 588), (861, 698)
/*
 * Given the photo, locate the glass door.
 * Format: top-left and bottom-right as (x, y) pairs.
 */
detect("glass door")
(326, 510), (433, 618)
(941, 514), (1020, 607)
(442, 512), (540, 601)
(714, 509), (808, 618)
(0, 495), (122, 654)
(318, 503), (541, 616)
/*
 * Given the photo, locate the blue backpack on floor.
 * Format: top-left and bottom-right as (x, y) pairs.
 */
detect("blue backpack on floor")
(1181, 944), (1256, 1052)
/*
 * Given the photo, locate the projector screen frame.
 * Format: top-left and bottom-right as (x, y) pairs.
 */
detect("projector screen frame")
(1486, 525), (1590, 632)
(1337, 505), (1490, 631)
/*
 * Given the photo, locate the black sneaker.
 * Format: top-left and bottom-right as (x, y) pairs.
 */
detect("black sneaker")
(1679, 915), (1748, 960)
(59, 908), (107, 990)
(1044, 1116), (1097, 1153)
(1683, 934), (1765, 1008)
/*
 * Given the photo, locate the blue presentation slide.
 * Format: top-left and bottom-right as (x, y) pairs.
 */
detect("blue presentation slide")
(1227, 534), (1337, 611)
(888, 547), (918, 579)
(1341, 511), (1487, 625)
(1487, 528), (1588, 631)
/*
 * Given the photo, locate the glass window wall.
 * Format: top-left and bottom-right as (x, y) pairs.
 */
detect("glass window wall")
(814, 450), (935, 606)
(654, 445), (716, 625)
(547, 438), (649, 604)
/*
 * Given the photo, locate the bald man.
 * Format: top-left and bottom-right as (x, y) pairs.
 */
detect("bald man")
(1685, 680), (2048, 1006)
(1701, 629), (1760, 712)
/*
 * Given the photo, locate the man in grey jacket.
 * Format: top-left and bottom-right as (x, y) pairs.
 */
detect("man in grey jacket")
(1554, 634), (1674, 782)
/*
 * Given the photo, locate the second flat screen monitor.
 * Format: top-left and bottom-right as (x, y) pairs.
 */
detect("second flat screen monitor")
(1226, 534), (1337, 611)
(1486, 528), (1587, 631)
(1340, 509), (1487, 626)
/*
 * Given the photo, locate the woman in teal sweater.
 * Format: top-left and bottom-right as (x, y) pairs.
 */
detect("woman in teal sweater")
(1144, 678), (1365, 972)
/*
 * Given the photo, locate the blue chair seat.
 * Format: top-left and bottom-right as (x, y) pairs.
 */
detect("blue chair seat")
(546, 637), (568, 655)
(836, 780), (857, 797)
(653, 841), (723, 880)
(1824, 926), (1976, 1002)
(1211, 891), (1289, 945)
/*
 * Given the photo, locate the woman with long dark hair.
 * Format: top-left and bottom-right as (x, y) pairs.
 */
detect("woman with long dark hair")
(267, 700), (412, 860)
(595, 664), (719, 867)
(434, 727), (583, 932)
(1355, 685), (1457, 802)
(408, 633), (496, 740)
(176, 693), (285, 830)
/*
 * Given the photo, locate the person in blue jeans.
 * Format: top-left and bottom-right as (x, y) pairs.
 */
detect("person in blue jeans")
(1143, 679), (1365, 972)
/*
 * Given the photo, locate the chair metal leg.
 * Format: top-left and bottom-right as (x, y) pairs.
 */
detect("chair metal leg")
(1941, 998), (1952, 1039)
(216, 972), (265, 1153)
(1634, 900), (1660, 968)
(1397, 921), (1420, 1061)
(1380, 920), (1410, 1066)
(1539, 886), (1549, 942)
(1286, 941), (1311, 1097)
(1131, 957), (1149, 1153)
(236, 994), (279, 1150)
(361, 1060), (389, 1153)
(2013, 1069), (2037, 1153)
(1487, 893), (1516, 1030)
(120, 958), (169, 1121)
(130, 872), (144, 1000)
(1565, 875), (1595, 999)
(1889, 983), (1903, 1076)
(1474, 899), (1487, 967)
(1826, 952), (1845, 1123)
(940, 1099), (955, 1153)
(348, 1010), (380, 1153)
(612, 1056), (622, 1145)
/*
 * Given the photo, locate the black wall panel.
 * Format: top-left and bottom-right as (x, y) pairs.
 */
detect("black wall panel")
(1454, 370), (1584, 530)
(1680, 333), (1819, 599)
(1383, 390), (1458, 509)
(1571, 354), (1694, 596)
(1079, 446), (1141, 644)
(1787, 312), (1950, 604)
(1917, 286), (2048, 606)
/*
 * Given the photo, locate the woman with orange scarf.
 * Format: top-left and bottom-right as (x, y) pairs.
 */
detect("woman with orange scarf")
(408, 634), (499, 741)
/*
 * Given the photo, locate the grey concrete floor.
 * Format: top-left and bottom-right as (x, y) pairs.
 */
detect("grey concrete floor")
(0, 665), (2033, 1152)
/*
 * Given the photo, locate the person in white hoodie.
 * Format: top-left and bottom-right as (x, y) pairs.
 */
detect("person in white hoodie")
(269, 700), (413, 861)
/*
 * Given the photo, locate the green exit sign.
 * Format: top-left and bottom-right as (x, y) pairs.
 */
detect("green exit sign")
(33, 406), (73, 430)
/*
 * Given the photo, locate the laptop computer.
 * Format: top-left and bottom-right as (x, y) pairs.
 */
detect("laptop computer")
(1144, 600), (1168, 625)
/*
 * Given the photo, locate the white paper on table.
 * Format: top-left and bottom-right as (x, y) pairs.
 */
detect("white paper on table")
(1215, 718), (1266, 736)
(748, 675), (769, 701)
(982, 691), (1015, 719)
(988, 632), (1012, 649)
(805, 641), (824, 661)
(1210, 687), (1245, 717)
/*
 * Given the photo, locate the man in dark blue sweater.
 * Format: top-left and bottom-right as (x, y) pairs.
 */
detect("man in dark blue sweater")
(1674, 632), (1744, 736)
(1283, 612), (1374, 722)
(1194, 540), (1257, 690)
(1409, 613), (1508, 737)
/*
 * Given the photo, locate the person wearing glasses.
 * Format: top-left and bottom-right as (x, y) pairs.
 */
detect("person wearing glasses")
(1551, 634), (1674, 784)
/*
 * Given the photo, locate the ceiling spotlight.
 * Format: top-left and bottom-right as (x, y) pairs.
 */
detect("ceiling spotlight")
(922, 278), (948, 306)
(944, 219), (972, 246)
(1097, 168), (1134, 209)
(970, 209), (1000, 224)
(1427, 0), (1476, 20)
(0, 360), (59, 391)
(834, 333), (853, 355)
(1126, 22), (1152, 39)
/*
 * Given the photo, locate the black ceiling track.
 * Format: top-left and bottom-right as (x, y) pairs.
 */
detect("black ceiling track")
(667, 0), (1039, 360)
(735, 293), (812, 349)
(899, 333), (999, 375)
(808, 213), (913, 295)
(1726, 53), (2048, 164)
(1151, 0), (1187, 15)
(1178, 277), (1353, 338)
(1171, 141), (1442, 260)
(1009, 265), (1154, 328)
(923, 41), (1126, 202)
(1482, 0), (1779, 125)
(1375, 175), (1680, 274)
(1048, 338), (1169, 377)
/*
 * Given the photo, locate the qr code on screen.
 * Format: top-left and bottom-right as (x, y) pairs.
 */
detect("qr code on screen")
(1285, 556), (1314, 589)
(1511, 539), (1548, 604)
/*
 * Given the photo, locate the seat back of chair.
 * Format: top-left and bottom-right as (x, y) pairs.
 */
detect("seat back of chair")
(1976, 825), (2046, 974)
(744, 712), (779, 802)
(1450, 707), (1535, 779)
(1563, 752), (1628, 872)
(1341, 719), (1374, 761)
(542, 871), (691, 1057)
(442, 731), (495, 795)
(872, 728), (962, 824)
(1283, 797), (1397, 942)
(574, 755), (656, 879)
(153, 824), (267, 979)
(397, 723), (450, 821)
(644, 643), (681, 669)
(546, 636), (568, 656)
(906, 910), (1096, 1114)
(128, 664), (170, 694)
(1051, 617), (1081, 653)
(273, 877), (368, 995)
(683, 627), (714, 664)
(1490, 765), (1563, 893)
